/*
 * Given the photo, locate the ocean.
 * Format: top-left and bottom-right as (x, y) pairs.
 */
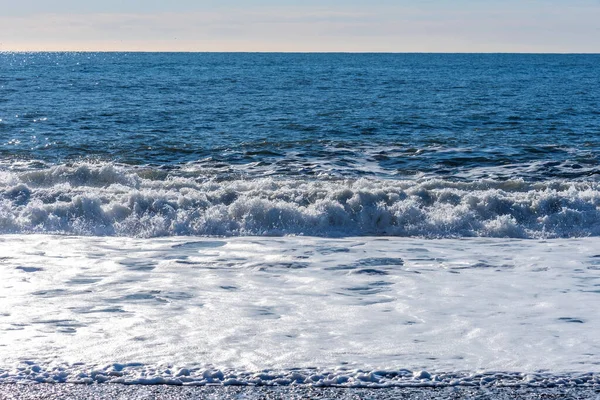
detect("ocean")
(0, 52), (599, 387)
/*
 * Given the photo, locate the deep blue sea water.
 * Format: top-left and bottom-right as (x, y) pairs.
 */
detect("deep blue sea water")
(1, 53), (600, 237)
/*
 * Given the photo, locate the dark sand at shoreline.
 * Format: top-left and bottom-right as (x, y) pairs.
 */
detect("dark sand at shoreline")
(0, 384), (598, 400)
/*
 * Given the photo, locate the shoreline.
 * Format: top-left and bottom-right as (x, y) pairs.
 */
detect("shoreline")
(1, 384), (599, 400)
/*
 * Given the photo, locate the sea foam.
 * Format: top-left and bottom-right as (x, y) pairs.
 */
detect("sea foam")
(1, 163), (600, 238)
(1, 235), (599, 385)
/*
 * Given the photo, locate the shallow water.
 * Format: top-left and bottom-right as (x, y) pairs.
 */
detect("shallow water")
(1, 235), (599, 386)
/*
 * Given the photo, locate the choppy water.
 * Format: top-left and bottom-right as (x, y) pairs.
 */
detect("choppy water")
(1, 53), (600, 387)
(1, 53), (600, 238)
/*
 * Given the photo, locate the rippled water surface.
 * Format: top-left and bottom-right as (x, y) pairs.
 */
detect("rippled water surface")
(1, 53), (599, 179)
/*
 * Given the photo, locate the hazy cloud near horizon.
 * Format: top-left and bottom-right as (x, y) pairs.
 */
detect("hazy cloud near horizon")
(1, 1), (599, 52)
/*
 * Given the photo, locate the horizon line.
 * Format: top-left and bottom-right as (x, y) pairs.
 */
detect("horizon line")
(1, 50), (600, 55)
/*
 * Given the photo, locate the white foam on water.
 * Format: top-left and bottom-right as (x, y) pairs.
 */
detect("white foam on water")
(0, 234), (599, 386)
(1, 162), (600, 238)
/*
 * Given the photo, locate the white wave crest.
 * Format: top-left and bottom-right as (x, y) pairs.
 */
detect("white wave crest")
(1, 163), (600, 238)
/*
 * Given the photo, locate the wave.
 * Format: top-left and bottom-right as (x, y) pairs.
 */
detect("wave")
(1, 163), (600, 238)
(1, 362), (597, 387)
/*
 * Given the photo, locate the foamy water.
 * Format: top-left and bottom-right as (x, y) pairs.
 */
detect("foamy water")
(2, 163), (600, 238)
(1, 235), (599, 386)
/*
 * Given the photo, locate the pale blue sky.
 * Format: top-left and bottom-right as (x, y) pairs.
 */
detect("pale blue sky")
(1, 0), (598, 52)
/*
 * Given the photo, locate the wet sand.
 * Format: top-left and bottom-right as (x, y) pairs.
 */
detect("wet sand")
(0, 384), (598, 400)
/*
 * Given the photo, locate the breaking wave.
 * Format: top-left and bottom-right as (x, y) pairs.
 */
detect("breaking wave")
(2, 362), (598, 388)
(1, 163), (600, 238)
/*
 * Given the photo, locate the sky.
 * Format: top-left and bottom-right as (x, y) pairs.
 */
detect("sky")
(0, 0), (599, 52)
